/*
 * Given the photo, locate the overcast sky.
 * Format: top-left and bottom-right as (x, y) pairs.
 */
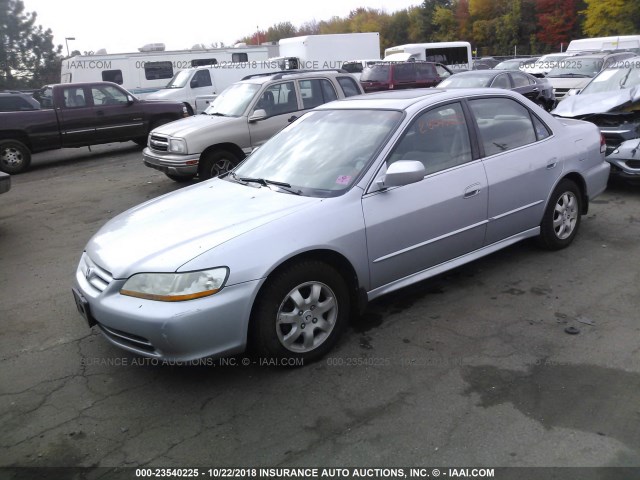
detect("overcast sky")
(23, 0), (421, 55)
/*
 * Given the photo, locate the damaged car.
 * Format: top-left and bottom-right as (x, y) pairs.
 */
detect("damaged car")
(552, 58), (640, 182)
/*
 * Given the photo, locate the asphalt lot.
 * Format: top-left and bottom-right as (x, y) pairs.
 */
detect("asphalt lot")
(1, 142), (639, 470)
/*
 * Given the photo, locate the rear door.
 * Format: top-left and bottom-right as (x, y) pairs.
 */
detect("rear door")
(509, 72), (537, 102)
(57, 85), (97, 146)
(468, 96), (560, 245)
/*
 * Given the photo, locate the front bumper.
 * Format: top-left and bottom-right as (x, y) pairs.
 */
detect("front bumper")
(73, 253), (262, 361)
(0, 172), (10, 194)
(606, 138), (640, 181)
(142, 147), (200, 176)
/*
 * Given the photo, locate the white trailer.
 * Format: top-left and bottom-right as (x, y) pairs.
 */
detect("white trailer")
(384, 41), (472, 70)
(277, 33), (381, 70)
(60, 45), (275, 97)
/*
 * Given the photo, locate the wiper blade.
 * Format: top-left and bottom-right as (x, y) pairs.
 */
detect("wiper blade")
(552, 73), (592, 78)
(238, 176), (302, 195)
(207, 111), (226, 116)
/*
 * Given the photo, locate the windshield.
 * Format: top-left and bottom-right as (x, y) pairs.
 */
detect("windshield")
(361, 65), (390, 82)
(232, 109), (403, 197)
(204, 83), (261, 117)
(165, 70), (192, 89)
(438, 74), (492, 88)
(581, 65), (640, 95)
(342, 62), (363, 73)
(547, 59), (604, 77)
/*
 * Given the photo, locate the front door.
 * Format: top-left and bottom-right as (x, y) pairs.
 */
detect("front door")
(362, 102), (489, 290)
(89, 84), (146, 142)
(247, 81), (300, 148)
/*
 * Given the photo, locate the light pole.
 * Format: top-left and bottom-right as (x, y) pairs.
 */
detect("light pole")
(65, 37), (76, 57)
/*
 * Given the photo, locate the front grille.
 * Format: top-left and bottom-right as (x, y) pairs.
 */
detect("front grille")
(553, 87), (571, 99)
(80, 253), (113, 293)
(98, 323), (158, 355)
(149, 134), (168, 152)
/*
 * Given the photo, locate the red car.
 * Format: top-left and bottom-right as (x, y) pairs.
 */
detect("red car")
(360, 61), (452, 92)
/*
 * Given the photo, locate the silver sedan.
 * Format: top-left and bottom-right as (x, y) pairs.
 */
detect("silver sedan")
(73, 88), (610, 364)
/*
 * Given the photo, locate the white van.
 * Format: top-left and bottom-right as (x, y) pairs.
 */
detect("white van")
(383, 42), (472, 70)
(566, 35), (640, 54)
(144, 61), (282, 114)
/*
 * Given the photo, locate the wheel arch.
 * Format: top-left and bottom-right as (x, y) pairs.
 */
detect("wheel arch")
(199, 142), (246, 163)
(560, 172), (589, 214)
(0, 132), (32, 151)
(246, 249), (366, 344)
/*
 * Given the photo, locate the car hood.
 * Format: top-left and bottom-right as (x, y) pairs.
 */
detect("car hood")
(86, 179), (321, 279)
(151, 113), (236, 137)
(145, 89), (184, 101)
(553, 87), (640, 117)
(547, 76), (593, 89)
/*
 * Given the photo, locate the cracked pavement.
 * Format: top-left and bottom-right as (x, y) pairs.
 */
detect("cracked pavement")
(1, 143), (639, 468)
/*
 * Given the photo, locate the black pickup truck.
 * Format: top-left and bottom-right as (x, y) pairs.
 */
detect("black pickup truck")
(0, 82), (189, 173)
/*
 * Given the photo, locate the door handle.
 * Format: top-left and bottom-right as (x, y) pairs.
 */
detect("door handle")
(288, 115), (298, 123)
(546, 157), (558, 169)
(463, 183), (481, 198)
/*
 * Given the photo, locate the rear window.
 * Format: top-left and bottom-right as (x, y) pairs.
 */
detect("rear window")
(361, 64), (390, 82)
(337, 76), (361, 97)
(393, 63), (416, 82)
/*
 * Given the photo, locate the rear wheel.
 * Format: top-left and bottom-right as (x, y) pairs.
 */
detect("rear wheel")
(538, 179), (582, 250)
(199, 149), (240, 180)
(251, 261), (350, 364)
(0, 140), (31, 174)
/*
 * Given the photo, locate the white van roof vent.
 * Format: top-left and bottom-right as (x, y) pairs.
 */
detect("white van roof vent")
(95, 48), (107, 54)
(191, 43), (207, 50)
(234, 42), (247, 48)
(139, 43), (165, 52)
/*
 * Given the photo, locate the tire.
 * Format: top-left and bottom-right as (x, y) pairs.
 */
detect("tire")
(165, 173), (194, 183)
(251, 261), (350, 364)
(0, 140), (31, 174)
(538, 179), (582, 250)
(199, 149), (240, 180)
(184, 103), (194, 116)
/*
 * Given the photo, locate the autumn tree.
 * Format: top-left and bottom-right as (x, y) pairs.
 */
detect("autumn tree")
(582, 0), (640, 36)
(0, 0), (62, 89)
(536, 0), (577, 50)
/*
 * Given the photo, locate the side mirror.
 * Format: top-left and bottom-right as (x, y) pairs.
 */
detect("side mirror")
(376, 160), (425, 189)
(190, 79), (199, 89)
(126, 95), (135, 106)
(248, 109), (267, 123)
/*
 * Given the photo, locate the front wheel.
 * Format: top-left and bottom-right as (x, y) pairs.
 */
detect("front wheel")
(199, 149), (240, 180)
(538, 179), (582, 250)
(251, 261), (350, 364)
(0, 140), (31, 174)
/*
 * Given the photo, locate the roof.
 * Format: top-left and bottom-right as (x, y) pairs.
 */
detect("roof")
(318, 88), (521, 111)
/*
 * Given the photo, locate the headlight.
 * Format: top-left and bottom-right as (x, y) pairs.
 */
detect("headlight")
(120, 268), (228, 302)
(168, 138), (187, 153)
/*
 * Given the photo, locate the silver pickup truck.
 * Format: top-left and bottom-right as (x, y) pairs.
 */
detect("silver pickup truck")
(142, 70), (363, 182)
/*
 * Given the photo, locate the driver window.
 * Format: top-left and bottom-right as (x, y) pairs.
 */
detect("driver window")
(254, 81), (296, 117)
(387, 102), (472, 176)
(91, 85), (128, 105)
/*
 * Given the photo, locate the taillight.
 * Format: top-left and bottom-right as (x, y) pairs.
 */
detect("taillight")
(600, 133), (606, 155)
